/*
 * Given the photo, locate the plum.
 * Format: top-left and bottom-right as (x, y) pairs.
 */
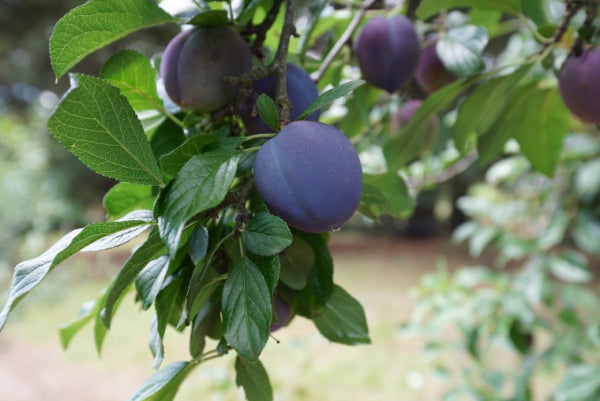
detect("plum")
(559, 47), (600, 125)
(160, 26), (252, 113)
(354, 15), (420, 93)
(253, 121), (362, 233)
(270, 294), (292, 332)
(390, 99), (438, 151)
(415, 41), (457, 93)
(242, 63), (320, 134)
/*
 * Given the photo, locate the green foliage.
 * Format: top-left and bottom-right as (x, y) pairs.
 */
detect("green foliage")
(3, 0), (600, 399)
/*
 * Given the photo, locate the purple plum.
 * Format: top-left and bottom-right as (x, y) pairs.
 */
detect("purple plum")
(354, 15), (420, 93)
(161, 26), (252, 113)
(241, 63), (320, 134)
(559, 47), (600, 125)
(253, 121), (363, 233)
(415, 41), (457, 93)
(270, 294), (292, 332)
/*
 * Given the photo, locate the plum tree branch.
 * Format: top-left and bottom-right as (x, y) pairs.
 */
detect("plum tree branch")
(311, 0), (378, 83)
(273, 0), (297, 127)
(405, 149), (478, 192)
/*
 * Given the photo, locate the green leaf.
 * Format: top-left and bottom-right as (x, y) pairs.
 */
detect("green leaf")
(236, 0), (270, 25)
(575, 159), (600, 201)
(279, 236), (314, 290)
(222, 256), (271, 362)
(512, 89), (569, 176)
(185, 267), (224, 326)
(48, 74), (164, 185)
(0, 211), (154, 331)
(187, 10), (229, 27)
(158, 151), (240, 256)
(250, 255), (280, 295)
(59, 299), (96, 349)
(549, 252), (592, 283)
(188, 227), (209, 266)
(313, 285), (370, 345)
(572, 214), (600, 258)
(103, 183), (156, 220)
(416, 0), (520, 19)
(360, 172), (415, 219)
(128, 361), (197, 401)
(159, 135), (221, 182)
(135, 255), (171, 310)
(555, 365), (600, 401)
(102, 229), (167, 328)
(50, 0), (176, 79)
(384, 79), (468, 171)
(454, 64), (533, 151)
(243, 213), (292, 256)
(100, 50), (161, 112)
(256, 94), (280, 132)
(297, 80), (365, 120)
(509, 320), (533, 355)
(235, 356), (273, 401)
(437, 25), (488, 77)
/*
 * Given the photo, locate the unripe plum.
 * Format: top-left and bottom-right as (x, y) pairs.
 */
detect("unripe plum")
(242, 64), (320, 134)
(253, 121), (362, 233)
(270, 294), (292, 332)
(559, 47), (600, 125)
(354, 15), (420, 93)
(415, 41), (457, 93)
(161, 26), (252, 113)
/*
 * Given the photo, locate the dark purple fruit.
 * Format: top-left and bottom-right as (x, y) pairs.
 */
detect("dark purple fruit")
(354, 15), (420, 93)
(161, 26), (252, 113)
(559, 47), (600, 125)
(242, 64), (320, 134)
(270, 294), (292, 332)
(415, 41), (457, 93)
(253, 121), (362, 233)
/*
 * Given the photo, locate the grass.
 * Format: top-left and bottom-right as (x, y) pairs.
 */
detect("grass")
(0, 233), (470, 401)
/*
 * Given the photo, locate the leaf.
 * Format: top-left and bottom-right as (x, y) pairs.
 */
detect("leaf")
(157, 151), (240, 256)
(509, 320), (533, 355)
(128, 361), (196, 401)
(0, 211), (154, 331)
(235, 356), (273, 401)
(572, 214), (600, 257)
(549, 252), (592, 283)
(250, 255), (280, 295)
(417, 0), (521, 19)
(555, 365), (600, 401)
(313, 285), (370, 345)
(384, 79), (468, 171)
(47, 74), (164, 185)
(453, 64), (533, 151)
(50, 0), (176, 79)
(512, 89), (570, 176)
(59, 299), (96, 349)
(222, 256), (271, 362)
(188, 227), (209, 266)
(297, 80), (365, 120)
(187, 10), (229, 27)
(159, 135), (221, 182)
(135, 255), (171, 310)
(575, 159), (600, 201)
(102, 229), (167, 328)
(81, 210), (154, 252)
(243, 213), (292, 256)
(186, 267), (224, 325)
(100, 50), (161, 112)
(437, 25), (488, 77)
(279, 236), (314, 290)
(103, 183), (156, 220)
(256, 94), (280, 132)
(360, 172), (415, 219)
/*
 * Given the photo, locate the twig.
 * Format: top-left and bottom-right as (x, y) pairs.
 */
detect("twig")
(311, 0), (378, 83)
(272, 0), (297, 127)
(244, 0), (285, 59)
(405, 149), (478, 192)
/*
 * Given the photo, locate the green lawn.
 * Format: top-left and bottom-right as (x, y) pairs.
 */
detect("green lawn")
(0, 234), (469, 401)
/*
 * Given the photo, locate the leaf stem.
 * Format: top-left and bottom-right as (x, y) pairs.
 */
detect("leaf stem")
(242, 133), (276, 142)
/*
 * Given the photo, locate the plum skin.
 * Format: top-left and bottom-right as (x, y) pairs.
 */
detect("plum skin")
(160, 26), (252, 113)
(241, 63), (320, 134)
(354, 15), (420, 93)
(270, 294), (292, 332)
(559, 47), (600, 125)
(415, 41), (457, 93)
(253, 121), (363, 233)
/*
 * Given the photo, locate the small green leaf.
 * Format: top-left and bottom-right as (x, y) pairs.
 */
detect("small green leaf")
(100, 50), (161, 112)
(188, 227), (209, 266)
(48, 74), (164, 186)
(159, 135), (221, 182)
(250, 255), (280, 295)
(572, 214), (600, 258)
(243, 213), (292, 256)
(158, 151), (240, 256)
(59, 299), (96, 349)
(185, 267), (224, 325)
(187, 10), (229, 27)
(235, 356), (273, 401)
(256, 94), (280, 132)
(555, 365), (600, 401)
(509, 320), (533, 355)
(549, 252), (592, 283)
(416, 0), (521, 19)
(135, 255), (171, 310)
(279, 236), (314, 290)
(103, 183), (156, 220)
(437, 25), (488, 77)
(50, 0), (176, 79)
(297, 80), (365, 120)
(313, 285), (370, 345)
(128, 361), (196, 401)
(575, 159), (600, 201)
(222, 256), (271, 362)
(360, 172), (415, 219)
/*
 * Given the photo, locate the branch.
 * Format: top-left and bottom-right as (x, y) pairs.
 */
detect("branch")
(405, 149), (478, 192)
(273, 0), (297, 127)
(311, 0), (378, 83)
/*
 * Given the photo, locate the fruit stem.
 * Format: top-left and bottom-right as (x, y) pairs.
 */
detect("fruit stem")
(311, 0), (378, 83)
